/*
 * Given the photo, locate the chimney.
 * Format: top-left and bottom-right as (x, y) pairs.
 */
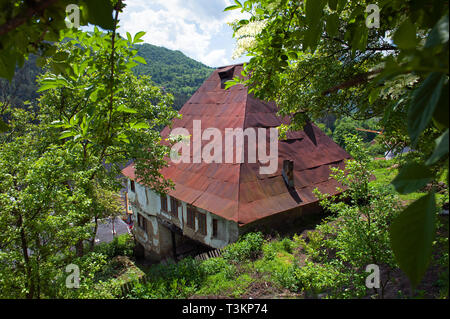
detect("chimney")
(282, 159), (294, 189)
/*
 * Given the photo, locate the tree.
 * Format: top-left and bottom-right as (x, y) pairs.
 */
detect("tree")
(226, 0), (448, 287)
(0, 107), (94, 298)
(0, 0), (118, 132)
(0, 2), (177, 297)
(35, 16), (178, 255)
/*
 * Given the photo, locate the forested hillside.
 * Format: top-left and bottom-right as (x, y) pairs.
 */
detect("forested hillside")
(133, 44), (214, 109)
(0, 43), (213, 110)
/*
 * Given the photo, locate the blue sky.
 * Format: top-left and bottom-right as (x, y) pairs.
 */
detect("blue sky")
(118, 0), (251, 67)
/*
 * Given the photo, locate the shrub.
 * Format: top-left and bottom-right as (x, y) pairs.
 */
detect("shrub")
(281, 238), (294, 254)
(294, 261), (344, 296)
(200, 257), (235, 278)
(94, 233), (134, 258)
(273, 264), (300, 292)
(222, 232), (264, 263)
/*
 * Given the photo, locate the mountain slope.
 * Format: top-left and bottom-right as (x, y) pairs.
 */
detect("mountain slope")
(133, 43), (214, 110)
(0, 43), (214, 111)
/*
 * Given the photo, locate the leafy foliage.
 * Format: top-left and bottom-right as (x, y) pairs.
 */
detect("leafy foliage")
(0, 0), (115, 81)
(222, 232), (264, 262)
(0, 4), (177, 297)
(133, 44), (214, 110)
(226, 0), (449, 287)
(1, 43), (213, 113)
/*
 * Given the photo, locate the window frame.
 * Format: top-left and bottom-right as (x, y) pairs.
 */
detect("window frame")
(186, 206), (195, 229)
(137, 213), (147, 232)
(197, 212), (207, 236)
(170, 197), (179, 218)
(160, 194), (168, 213)
(212, 218), (218, 238)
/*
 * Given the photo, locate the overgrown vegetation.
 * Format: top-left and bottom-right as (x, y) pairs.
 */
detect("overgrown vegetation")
(0, 0), (448, 300)
(120, 137), (448, 299)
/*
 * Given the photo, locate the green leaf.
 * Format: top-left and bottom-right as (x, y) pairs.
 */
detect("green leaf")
(125, 61), (138, 69)
(425, 14), (449, 48)
(328, 0), (338, 10)
(305, 0), (326, 25)
(116, 105), (138, 114)
(224, 5), (240, 12)
(84, 0), (115, 30)
(126, 32), (133, 44)
(133, 55), (147, 65)
(133, 31), (146, 44)
(59, 131), (76, 140)
(390, 193), (436, 288)
(131, 122), (150, 130)
(392, 162), (433, 194)
(0, 51), (16, 81)
(393, 19), (418, 50)
(408, 72), (446, 145)
(288, 51), (298, 60)
(426, 129), (449, 166)
(37, 79), (59, 92)
(432, 82), (449, 129)
(326, 14), (339, 37)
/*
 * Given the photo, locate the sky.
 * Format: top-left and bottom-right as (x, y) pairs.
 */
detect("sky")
(118, 0), (251, 68)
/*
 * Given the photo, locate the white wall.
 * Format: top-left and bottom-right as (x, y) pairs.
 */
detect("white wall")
(127, 179), (239, 249)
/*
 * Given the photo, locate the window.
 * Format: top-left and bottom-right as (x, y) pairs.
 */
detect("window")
(137, 213), (147, 232)
(130, 180), (135, 192)
(160, 195), (168, 212)
(197, 212), (207, 235)
(186, 206), (195, 229)
(212, 218), (218, 238)
(170, 197), (178, 217)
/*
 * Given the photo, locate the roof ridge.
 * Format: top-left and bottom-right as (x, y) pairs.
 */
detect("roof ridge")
(237, 81), (250, 225)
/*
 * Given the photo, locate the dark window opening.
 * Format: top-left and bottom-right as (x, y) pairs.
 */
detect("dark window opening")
(197, 212), (207, 235)
(186, 206), (195, 229)
(160, 195), (168, 212)
(137, 213), (147, 232)
(170, 197), (179, 217)
(130, 180), (135, 192)
(218, 67), (235, 89)
(212, 218), (218, 238)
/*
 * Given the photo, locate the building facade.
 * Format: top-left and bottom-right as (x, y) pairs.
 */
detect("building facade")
(122, 64), (351, 261)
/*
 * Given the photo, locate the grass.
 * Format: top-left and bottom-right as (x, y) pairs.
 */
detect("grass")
(370, 160), (448, 205)
(110, 159), (449, 299)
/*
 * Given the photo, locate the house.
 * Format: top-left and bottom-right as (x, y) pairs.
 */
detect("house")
(121, 64), (351, 261)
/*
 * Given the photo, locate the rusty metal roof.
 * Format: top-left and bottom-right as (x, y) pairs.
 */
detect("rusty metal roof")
(122, 64), (351, 226)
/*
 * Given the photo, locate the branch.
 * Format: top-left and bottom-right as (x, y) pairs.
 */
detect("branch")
(322, 69), (383, 95)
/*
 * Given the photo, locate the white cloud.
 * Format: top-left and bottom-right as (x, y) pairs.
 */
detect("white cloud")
(202, 49), (228, 67)
(119, 0), (250, 67)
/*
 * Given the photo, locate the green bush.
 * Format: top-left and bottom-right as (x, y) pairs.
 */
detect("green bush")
(200, 257), (231, 276)
(273, 264), (300, 292)
(281, 238), (294, 254)
(222, 232), (264, 263)
(294, 261), (343, 296)
(94, 233), (134, 258)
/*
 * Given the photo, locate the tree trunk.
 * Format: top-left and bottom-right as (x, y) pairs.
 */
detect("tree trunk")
(89, 216), (99, 251)
(75, 240), (84, 257)
(18, 215), (34, 299)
